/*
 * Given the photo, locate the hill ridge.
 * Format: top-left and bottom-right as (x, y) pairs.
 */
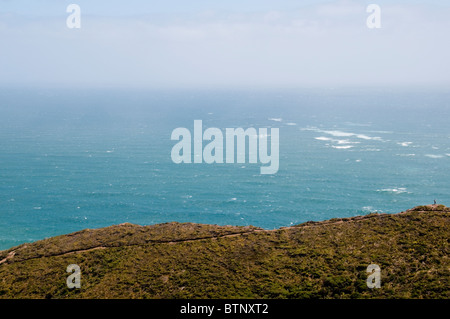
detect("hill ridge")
(0, 204), (448, 299)
(1, 204), (449, 266)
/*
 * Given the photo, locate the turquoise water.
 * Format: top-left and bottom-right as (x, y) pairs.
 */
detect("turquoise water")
(0, 88), (449, 250)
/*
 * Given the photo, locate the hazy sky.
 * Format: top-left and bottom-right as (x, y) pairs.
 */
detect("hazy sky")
(1, 0), (449, 88)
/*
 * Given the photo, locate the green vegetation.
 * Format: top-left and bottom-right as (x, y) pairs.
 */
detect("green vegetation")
(0, 205), (448, 299)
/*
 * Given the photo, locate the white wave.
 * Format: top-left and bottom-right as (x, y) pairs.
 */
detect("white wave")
(315, 136), (333, 141)
(285, 122), (297, 126)
(338, 139), (359, 145)
(323, 130), (355, 137)
(331, 145), (354, 149)
(306, 127), (382, 141)
(325, 130), (381, 140)
(355, 134), (376, 140)
(377, 188), (409, 194)
(268, 118), (282, 122)
(425, 154), (444, 159)
(398, 142), (412, 147)
(362, 206), (381, 213)
(446, 154), (450, 157)
(315, 136), (359, 145)
(396, 153), (416, 157)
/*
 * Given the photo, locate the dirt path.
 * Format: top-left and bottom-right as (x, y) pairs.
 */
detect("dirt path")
(0, 251), (16, 265)
(0, 229), (263, 265)
(0, 210), (428, 266)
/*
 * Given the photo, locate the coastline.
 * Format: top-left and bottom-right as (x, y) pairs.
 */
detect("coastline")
(0, 204), (448, 299)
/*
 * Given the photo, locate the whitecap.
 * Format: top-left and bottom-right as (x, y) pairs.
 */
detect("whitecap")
(377, 188), (409, 194)
(268, 118), (282, 122)
(337, 139), (359, 145)
(285, 122), (297, 126)
(425, 154), (444, 159)
(315, 136), (333, 141)
(305, 126), (385, 144)
(398, 142), (412, 147)
(362, 206), (381, 213)
(355, 134), (372, 140)
(323, 130), (355, 137)
(356, 134), (382, 141)
(310, 128), (382, 141)
(396, 153), (416, 157)
(315, 136), (359, 145)
(331, 145), (354, 149)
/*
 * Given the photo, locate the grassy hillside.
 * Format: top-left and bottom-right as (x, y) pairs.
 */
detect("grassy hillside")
(0, 205), (448, 299)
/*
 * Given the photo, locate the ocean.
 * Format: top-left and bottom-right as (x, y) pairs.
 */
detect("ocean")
(0, 87), (449, 250)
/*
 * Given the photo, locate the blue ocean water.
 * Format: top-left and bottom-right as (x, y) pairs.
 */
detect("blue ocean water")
(0, 88), (449, 250)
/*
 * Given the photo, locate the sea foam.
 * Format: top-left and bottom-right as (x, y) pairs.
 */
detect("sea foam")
(377, 188), (409, 194)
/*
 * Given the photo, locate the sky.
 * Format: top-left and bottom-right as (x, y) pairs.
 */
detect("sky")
(0, 0), (449, 89)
